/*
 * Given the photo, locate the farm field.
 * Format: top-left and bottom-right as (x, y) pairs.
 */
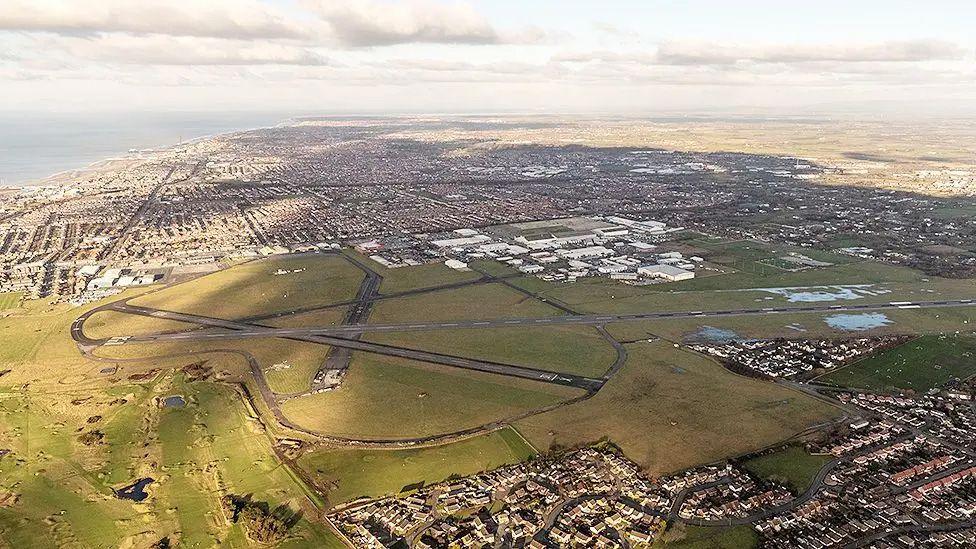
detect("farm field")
(741, 446), (832, 495)
(297, 427), (535, 506)
(130, 254), (364, 320)
(821, 334), (976, 392)
(515, 341), (840, 475)
(279, 352), (581, 439)
(368, 325), (617, 377)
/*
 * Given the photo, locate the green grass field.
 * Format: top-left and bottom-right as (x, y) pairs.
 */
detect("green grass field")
(279, 352), (581, 439)
(606, 305), (976, 344)
(369, 282), (564, 324)
(0, 376), (344, 548)
(0, 292), (21, 310)
(130, 254), (364, 320)
(821, 334), (976, 392)
(653, 525), (758, 549)
(82, 308), (194, 339)
(297, 427), (535, 506)
(368, 325), (617, 377)
(515, 341), (840, 475)
(741, 446), (831, 495)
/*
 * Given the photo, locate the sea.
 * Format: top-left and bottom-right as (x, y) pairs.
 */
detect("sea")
(0, 111), (296, 187)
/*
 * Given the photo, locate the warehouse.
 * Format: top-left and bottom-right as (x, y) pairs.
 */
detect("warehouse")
(637, 264), (696, 282)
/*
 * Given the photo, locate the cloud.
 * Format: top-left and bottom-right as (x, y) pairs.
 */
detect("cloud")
(0, 0), (306, 39)
(65, 35), (330, 66)
(655, 40), (966, 65)
(305, 0), (502, 46)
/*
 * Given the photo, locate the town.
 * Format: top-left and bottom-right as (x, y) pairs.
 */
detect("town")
(2, 119), (975, 303)
(331, 385), (976, 549)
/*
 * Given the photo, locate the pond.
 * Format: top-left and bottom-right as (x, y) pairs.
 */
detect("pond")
(162, 395), (186, 408)
(116, 478), (154, 502)
(824, 312), (892, 331)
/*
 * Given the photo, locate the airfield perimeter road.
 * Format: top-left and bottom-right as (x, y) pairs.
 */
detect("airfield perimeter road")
(72, 302), (606, 391)
(104, 297), (975, 342)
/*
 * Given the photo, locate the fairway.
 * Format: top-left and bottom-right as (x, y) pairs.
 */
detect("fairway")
(515, 341), (840, 475)
(741, 446), (831, 495)
(821, 334), (976, 392)
(279, 352), (581, 439)
(130, 254), (364, 320)
(368, 325), (617, 377)
(297, 427), (535, 506)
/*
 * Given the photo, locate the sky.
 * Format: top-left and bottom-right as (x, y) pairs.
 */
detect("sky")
(1, 0), (975, 115)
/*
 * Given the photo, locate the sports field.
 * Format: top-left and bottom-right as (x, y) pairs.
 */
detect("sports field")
(741, 446), (831, 495)
(515, 341), (840, 475)
(130, 254), (364, 320)
(297, 427), (535, 506)
(821, 334), (976, 392)
(368, 325), (617, 377)
(279, 352), (581, 439)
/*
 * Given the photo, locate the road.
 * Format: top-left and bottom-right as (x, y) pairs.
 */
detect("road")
(72, 302), (605, 391)
(104, 297), (976, 343)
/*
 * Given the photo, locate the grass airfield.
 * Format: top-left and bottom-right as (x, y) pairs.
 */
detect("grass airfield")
(2, 241), (975, 545)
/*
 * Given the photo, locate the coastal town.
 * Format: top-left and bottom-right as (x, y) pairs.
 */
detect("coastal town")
(2, 119), (975, 303)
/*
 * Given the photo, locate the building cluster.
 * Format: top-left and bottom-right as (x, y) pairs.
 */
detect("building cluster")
(331, 384), (976, 549)
(689, 336), (908, 380)
(330, 447), (669, 548)
(363, 215), (706, 285)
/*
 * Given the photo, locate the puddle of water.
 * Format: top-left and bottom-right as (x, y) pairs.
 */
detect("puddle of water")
(162, 395), (186, 408)
(825, 313), (892, 331)
(752, 285), (890, 303)
(688, 326), (741, 343)
(116, 478), (154, 502)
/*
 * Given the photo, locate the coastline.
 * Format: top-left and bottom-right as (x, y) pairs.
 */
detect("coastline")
(0, 112), (296, 189)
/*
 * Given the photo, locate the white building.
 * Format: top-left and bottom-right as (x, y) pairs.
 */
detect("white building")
(637, 264), (695, 282)
(556, 246), (615, 261)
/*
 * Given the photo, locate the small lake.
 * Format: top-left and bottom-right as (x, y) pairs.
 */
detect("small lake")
(116, 478), (154, 502)
(162, 395), (186, 408)
(825, 313), (892, 331)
